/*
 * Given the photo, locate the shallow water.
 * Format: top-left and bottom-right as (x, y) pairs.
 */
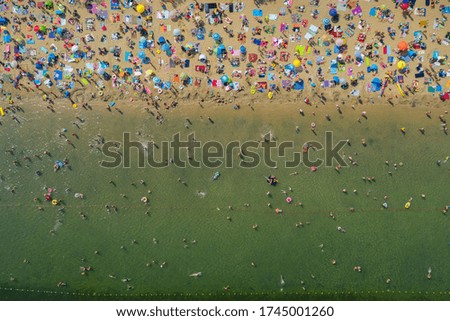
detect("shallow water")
(0, 102), (449, 298)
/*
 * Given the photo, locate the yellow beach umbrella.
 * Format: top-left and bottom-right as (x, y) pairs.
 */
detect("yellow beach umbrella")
(293, 59), (301, 68)
(136, 4), (145, 14)
(397, 60), (406, 70)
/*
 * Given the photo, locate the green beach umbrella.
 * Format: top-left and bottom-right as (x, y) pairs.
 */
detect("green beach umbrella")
(39, 25), (47, 33)
(45, 0), (53, 9)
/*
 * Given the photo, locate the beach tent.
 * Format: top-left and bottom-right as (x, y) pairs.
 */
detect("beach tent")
(54, 70), (63, 80)
(293, 79), (304, 90)
(253, 9), (263, 17)
(157, 36), (166, 45)
(136, 4), (145, 14)
(0, 17), (9, 26)
(398, 40), (408, 51)
(110, 0), (120, 10)
(371, 78), (382, 91)
(204, 3), (218, 14)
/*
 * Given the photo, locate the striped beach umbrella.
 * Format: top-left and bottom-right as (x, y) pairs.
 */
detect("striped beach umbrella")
(322, 18), (331, 25)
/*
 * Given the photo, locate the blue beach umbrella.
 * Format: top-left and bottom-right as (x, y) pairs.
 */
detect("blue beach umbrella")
(212, 33), (221, 41)
(240, 45), (247, 54)
(221, 75), (229, 83)
(153, 77), (161, 84)
(322, 18), (331, 25)
(158, 36), (166, 44)
(329, 8), (337, 17)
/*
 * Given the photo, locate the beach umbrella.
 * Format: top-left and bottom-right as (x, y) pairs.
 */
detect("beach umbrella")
(71, 45), (79, 52)
(240, 45), (247, 54)
(329, 8), (338, 17)
(198, 54), (207, 62)
(293, 59), (301, 68)
(401, 3), (409, 11)
(0, 17), (8, 26)
(40, 25), (47, 33)
(136, 4), (145, 14)
(221, 75), (229, 83)
(45, 0), (53, 9)
(158, 36), (166, 44)
(55, 10), (64, 15)
(153, 77), (161, 84)
(10, 60), (17, 68)
(212, 33), (221, 41)
(397, 40), (408, 51)
(397, 60), (406, 70)
(285, 63), (295, 71)
(322, 18), (331, 25)
(34, 25), (40, 32)
(173, 28), (181, 36)
(56, 27), (63, 35)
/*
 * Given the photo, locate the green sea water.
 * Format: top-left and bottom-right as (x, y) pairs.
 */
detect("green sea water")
(0, 102), (449, 300)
